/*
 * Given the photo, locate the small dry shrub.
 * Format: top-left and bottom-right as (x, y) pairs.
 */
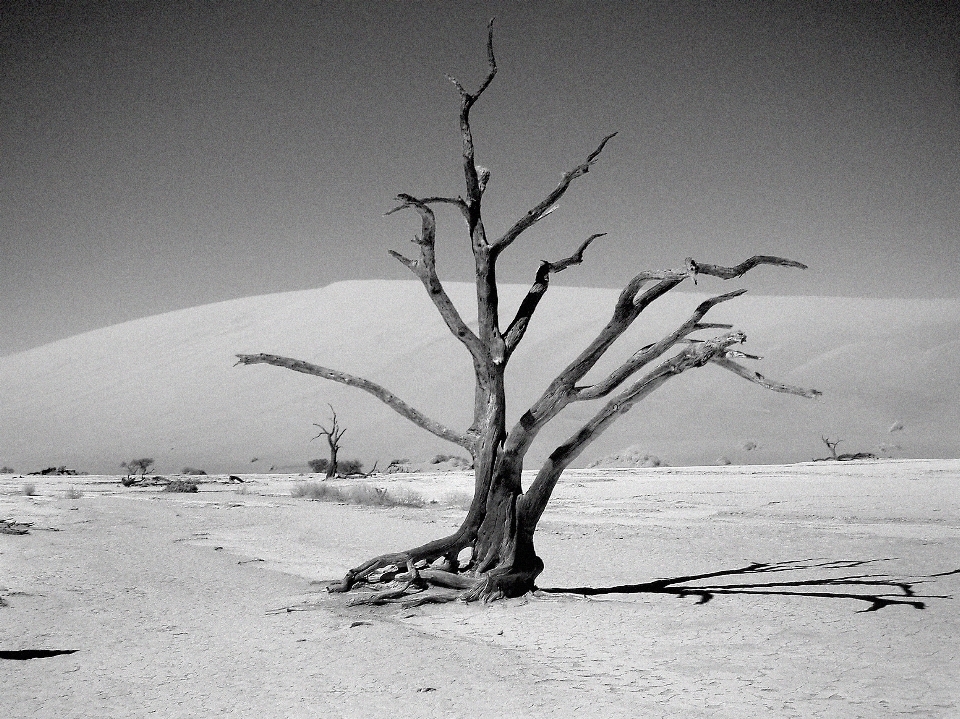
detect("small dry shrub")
(163, 479), (199, 493)
(341, 484), (388, 505)
(307, 458), (329, 474)
(338, 459), (364, 475)
(307, 458), (364, 475)
(443, 490), (474, 511)
(396, 488), (427, 508)
(63, 487), (83, 499)
(21, 482), (37, 497)
(353, 485), (424, 508)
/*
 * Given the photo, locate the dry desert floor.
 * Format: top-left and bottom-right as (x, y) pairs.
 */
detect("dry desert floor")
(2, 459), (959, 718)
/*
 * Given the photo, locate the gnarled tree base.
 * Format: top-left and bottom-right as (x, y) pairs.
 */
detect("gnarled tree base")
(328, 483), (544, 604)
(328, 527), (544, 605)
(338, 562), (544, 607)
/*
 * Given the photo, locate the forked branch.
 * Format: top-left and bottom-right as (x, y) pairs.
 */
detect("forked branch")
(312, 405), (346, 447)
(502, 233), (605, 355)
(562, 271), (689, 381)
(506, 256), (820, 506)
(568, 252), (809, 398)
(520, 332), (753, 525)
(576, 289), (748, 400)
(386, 194), (482, 357)
(448, 18), (497, 209)
(234, 353), (475, 452)
(501, 270), (686, 444)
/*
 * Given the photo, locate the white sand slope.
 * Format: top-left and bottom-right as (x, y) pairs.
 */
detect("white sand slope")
(1, 280), (958, 474)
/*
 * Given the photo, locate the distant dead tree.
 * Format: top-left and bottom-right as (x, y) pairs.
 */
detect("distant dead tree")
(816, 436), (876, 462)
(236, 22), (820, 604)
(822, 436), (842, 460)
(311, 405), (346, 480)
(121, 458), (155, 485)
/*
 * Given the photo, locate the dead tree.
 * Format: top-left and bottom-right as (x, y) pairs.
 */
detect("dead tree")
(236, 22), (820, 604)
(817, 435), (876, 462)
(822, 436), (842, 460)
(312, 405), (346, 479)
(120, 458), (155, 486)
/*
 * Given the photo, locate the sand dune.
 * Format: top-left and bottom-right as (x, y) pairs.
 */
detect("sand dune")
(1, 280), (958, 474)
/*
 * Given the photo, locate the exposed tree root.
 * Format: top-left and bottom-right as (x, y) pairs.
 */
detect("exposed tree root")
(333, 543), (544, 606)
(345, 573), (480, 607)
(400, 590), (463, 608)
(406, 568), (478, 590)
(459, 557), (544, 602)
(325, 521), (487, 593)
(347, 581), (425, 607)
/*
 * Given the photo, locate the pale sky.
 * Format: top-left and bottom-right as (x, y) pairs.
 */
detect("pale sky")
(2, 0), (958, 356)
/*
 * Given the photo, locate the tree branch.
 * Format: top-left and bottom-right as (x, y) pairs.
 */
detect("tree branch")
(502, 233), (605, 356)
(685, 255), (808, 283)
(312, 404), (346, 446)
(575, 289), (747, 400)
(385, 195), (469, 222)
(493, 133), (617, 254)
(444, 21), (501, 361)
(234, 354), (476, 452)
(386, 194), (483, 357)
(519, 332), (750, 526)
(710, 356), (822, 398)
(519, 332), (821, 527)
(496, 270), (687, 462)
(567, 270), (688, 377)
(500, 252), (806, 462)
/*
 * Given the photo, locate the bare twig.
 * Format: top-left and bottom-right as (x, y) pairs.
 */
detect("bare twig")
(493, 134), (617, 254)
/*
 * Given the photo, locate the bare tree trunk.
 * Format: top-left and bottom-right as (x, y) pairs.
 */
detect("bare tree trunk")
(313, 406), (346, 479)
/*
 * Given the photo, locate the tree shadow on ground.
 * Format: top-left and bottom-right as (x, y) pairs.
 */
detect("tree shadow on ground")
(539, 559), (959, 612)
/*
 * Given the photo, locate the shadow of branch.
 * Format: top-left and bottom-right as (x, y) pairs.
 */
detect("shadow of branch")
(539, 559), (959, 612)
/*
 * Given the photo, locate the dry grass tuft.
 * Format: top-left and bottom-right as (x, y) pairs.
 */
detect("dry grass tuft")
(443, 490), (474, 511)
(163, 479), (199, 493)
(290, 481), (338, 501)
(291, 481), (425, 508)
(381, 486), (427, 508)
(63, 487), (83, 499)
